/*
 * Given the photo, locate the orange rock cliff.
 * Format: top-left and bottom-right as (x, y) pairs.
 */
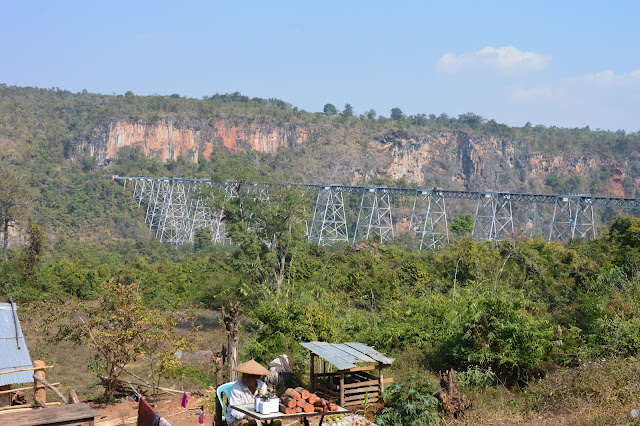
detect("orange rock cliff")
(79, 118), (638, 198)
(80, 117), (311, 163)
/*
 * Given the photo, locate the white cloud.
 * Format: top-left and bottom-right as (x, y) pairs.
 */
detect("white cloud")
(583, 69), (640, 88)
(501, 68), (640, 131)
(437, 46), (551, 75)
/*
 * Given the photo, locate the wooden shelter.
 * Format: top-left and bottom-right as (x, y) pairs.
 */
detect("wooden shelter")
(300, 341), (394, 407)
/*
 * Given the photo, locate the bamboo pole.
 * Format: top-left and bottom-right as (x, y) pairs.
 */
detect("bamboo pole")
(0, 365), (54, 376)
(0, 383), (60, 396)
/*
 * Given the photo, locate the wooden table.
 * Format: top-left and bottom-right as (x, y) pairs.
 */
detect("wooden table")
(231, 403), (350, 426)
(0, 403), (99, 426)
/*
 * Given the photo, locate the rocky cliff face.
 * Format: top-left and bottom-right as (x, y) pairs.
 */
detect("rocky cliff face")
(376, 130), (635, 197)
(80, 117), (311, 164)
(80, 118), (637, 198)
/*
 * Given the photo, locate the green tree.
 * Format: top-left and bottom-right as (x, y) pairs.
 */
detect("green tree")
(452, 293), (558, 384)
(545, 172), (560, 190)
(412, 113), (428, 126)
(391, 107), (404, 121)
(83, 155), (97, 171)
(35, 273), (197, 401)
(458, 112), (484, 129)
(365, 109), (377, 119)
(193, 227), (213, 252)
(451, 214), (474, 236)
(208, 156), (308, 297)
(19, 217), (46, 282)
(323, 103), (337, 116)
(341, 103), (354, 117)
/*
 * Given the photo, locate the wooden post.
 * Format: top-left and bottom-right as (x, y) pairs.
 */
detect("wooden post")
(33, 360), (46, 407)
(339, 371), (344, 407)
(215, 393), (223, 426)
(378, 363), (384, 394)
(68, 390), (80, 404)
(310, 354), (315, 393)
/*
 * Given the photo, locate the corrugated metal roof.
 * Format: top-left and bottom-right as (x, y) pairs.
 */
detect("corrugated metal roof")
(343, 342), (395, 365)
(300, 341), (394, 370)
(0, 302), (33, 385)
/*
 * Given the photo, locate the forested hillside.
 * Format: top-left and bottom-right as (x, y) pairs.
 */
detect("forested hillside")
(2, 84), (640, 423)
(2, 83), (640, 244)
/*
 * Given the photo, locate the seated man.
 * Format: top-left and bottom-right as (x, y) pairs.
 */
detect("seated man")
(226, 360), (282, 426)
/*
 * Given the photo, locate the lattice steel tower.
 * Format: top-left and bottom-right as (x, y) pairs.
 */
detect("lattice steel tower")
(307, 186), (349, 245)
(409, 190), (449, 249)
(353, 188), (394, 244)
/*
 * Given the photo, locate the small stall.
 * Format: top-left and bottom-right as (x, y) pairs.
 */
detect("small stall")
(300, 341), (394, 408)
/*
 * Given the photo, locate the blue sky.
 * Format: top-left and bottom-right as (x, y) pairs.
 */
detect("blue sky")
(1, 0), (639, 131)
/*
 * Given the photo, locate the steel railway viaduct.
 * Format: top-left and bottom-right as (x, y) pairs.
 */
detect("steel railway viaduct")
(114, 176), (640, 249)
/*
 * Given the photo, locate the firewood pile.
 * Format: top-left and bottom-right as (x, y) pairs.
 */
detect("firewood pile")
(11, 390), (27, 405)
(279, 387), (340, 414)
(97, 375), (147, 399)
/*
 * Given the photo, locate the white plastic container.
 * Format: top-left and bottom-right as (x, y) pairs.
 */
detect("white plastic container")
(255, 397), (280, 414)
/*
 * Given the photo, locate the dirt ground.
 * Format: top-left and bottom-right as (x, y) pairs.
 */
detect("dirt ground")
(91, 393), (210, 426)
(90, 393), (374, 426)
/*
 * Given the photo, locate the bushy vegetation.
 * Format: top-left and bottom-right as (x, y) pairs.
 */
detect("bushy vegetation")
(376, 376), (440, 425)
(3, 84), (640, 421)
(5, 215), (640, 384)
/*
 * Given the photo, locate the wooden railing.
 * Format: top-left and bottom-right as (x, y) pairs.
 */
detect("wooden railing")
(0, 360), (78, 411)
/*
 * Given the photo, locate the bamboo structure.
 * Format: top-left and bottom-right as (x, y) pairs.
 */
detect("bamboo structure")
(0, 361), (70, 408)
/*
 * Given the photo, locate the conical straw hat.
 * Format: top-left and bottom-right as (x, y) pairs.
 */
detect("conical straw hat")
(234, 359), (270, 375)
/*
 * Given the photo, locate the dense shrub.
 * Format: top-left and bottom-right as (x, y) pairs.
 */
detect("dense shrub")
(376, 376), (439, 425)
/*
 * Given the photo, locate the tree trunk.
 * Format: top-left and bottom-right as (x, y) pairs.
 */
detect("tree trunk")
(434, 369), (469, 420)
(212, 345), (224, 387)
(222, 302), (241, 382)
(2, 217), (8, 261)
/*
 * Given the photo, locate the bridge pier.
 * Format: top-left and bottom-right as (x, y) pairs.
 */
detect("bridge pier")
(353, 188), (394, 244)
(549, 196), (595, 243)
(409, 190), (449, 250)
(146, 179), (168, 230)
(472, 193), (514, 242)
(307, 186), (349, 245)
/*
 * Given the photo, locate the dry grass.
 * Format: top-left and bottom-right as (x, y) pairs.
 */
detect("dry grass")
(452, 357), (640, 425)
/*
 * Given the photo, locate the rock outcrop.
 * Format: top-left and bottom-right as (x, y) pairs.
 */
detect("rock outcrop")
(80, 117), (638, 198)
(80, 117), (312, 164)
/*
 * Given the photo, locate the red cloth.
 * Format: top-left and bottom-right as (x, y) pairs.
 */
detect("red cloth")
(137, 398), (155, 426)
